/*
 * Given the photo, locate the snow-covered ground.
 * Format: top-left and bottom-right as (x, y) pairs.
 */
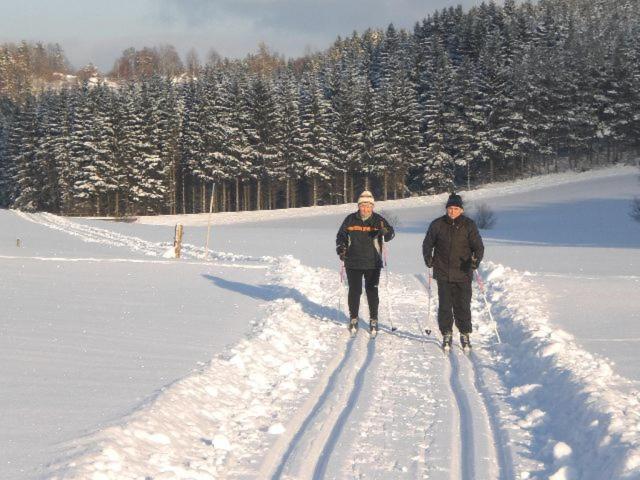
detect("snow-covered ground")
(1, 165), (639, 479)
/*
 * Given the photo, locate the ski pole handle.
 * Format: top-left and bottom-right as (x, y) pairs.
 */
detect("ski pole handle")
(474, 270), (485, 292)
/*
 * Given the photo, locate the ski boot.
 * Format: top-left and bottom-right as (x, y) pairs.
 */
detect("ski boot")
(348, 318), (359, 336)
(442, 333), (453, 352)
(369, 318), (379, 338)
(460, 333), (472, 352)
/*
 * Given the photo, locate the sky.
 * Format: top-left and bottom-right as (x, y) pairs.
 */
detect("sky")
(0, 0), (492, 72)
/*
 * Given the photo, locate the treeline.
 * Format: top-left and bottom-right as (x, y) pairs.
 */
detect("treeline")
(0, 0), (639, 216)
(0, 42), (73, 101)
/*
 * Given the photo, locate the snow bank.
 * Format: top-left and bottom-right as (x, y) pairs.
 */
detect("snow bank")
(480, 262), (640, 480)
(47, 257), (346, 479)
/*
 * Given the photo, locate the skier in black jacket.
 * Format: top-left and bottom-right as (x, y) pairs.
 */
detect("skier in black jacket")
(422, 193), (484, 350)
(336, 190), (395, 335)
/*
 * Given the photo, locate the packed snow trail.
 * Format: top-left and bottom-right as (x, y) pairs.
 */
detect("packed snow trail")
(262, 333), (374, 480)
(14, 210), (269, 264)
(19, 211), (640, 480)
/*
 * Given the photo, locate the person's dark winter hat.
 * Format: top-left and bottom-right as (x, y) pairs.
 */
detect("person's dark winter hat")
(446, 193), (463, 209)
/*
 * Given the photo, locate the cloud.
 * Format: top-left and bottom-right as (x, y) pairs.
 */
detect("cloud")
(155, 0), (440, 35)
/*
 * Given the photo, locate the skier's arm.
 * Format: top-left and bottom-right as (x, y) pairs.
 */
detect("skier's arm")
(468, 222), (484, 266)
(422, 223), (436, 267)
(380, 217), (395, 242)
(336, 216), (350, 257)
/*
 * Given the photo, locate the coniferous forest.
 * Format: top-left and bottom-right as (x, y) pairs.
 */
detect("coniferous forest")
(0, 0), (638, 216)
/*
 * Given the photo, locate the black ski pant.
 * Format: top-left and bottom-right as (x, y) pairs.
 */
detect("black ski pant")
(346, 268), (381, 320)
(436, 279), (472, 335)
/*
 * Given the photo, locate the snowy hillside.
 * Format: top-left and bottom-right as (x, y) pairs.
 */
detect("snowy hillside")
(2, 166), (640, 480)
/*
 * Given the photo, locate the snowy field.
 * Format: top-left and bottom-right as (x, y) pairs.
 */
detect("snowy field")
(1, 165), (640, 479)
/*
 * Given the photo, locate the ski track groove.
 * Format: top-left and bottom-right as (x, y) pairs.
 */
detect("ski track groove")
(264, 331), (372, 480)
(267, 335), (357, 479)
(467, 351), (516, 480)
(312, 338), (376, 480)
(447, 350), (476, 480)
(416, 273), (505, 480)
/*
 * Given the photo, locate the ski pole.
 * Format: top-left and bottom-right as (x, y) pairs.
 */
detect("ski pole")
(412, 272), (432, 340)
(337, 261), (347, 324)
(380, 231), (397, 332)
(474, 270), (501, 344)
(425, 269), (433, 336)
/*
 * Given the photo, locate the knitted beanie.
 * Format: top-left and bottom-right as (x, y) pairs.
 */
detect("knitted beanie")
(357, 190), (375, 205)
(446, 193), (463, 208)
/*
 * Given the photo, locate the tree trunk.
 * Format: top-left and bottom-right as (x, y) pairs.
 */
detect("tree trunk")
(349, 174), (354, 203)
(235, 178), (240, 212)
(202, 180), (206, 213)
(257, 180), (262, 210)
(222, 181), (227, 212)
(286, 178), (290, 209)
(343, 171), (348, 204)
(489, 158), (495, 183)
(383, 171), (388, 201)
(181, 176), (186, 214)
(191, 183), (196, 213)
(313, 177), (318, 206)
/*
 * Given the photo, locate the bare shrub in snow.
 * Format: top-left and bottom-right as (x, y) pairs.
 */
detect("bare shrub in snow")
(630, 197), (640, 223)
(377, 209), (401, 229)
(473, 203), (497, 229)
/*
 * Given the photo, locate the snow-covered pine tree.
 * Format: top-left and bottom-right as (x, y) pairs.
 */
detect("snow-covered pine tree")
(178, 79), (206, 213)
(330, 52), (364, 203)
(274, 70), (303, 208)
(11, 96), (41, 211)
(67, 82), (100, 214)
(245, 75), (281, 210)
(225, 73), (253, 211)
(121, 83), (167, 215)
(90, 83), (122, 215)
(34, 90), (65, 212)
(0, 96), (17, 208)
(299, 71), (334, 206)
(147, 75), (179, 214)
(420, 38), (456, 193)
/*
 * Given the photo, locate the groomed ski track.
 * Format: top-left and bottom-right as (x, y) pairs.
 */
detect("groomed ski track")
(18, 210), (640, 479)
(258, 269), (507, 480)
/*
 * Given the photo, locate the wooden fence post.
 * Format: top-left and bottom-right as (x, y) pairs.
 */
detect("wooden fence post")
(174, 224), (183, 259)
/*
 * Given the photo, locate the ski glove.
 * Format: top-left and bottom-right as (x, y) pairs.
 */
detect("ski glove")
(471, 254), (479, 270)
(425, 256), (433, 268)
(337, 245), (347, 261)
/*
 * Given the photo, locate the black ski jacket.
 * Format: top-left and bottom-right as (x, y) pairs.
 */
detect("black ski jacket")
(336, 212), (395, 270)
(422, 214), (484, 282)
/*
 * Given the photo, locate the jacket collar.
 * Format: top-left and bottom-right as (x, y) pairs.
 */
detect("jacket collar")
(444, 214), (464, 225)
(357, 211), (375, 222)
